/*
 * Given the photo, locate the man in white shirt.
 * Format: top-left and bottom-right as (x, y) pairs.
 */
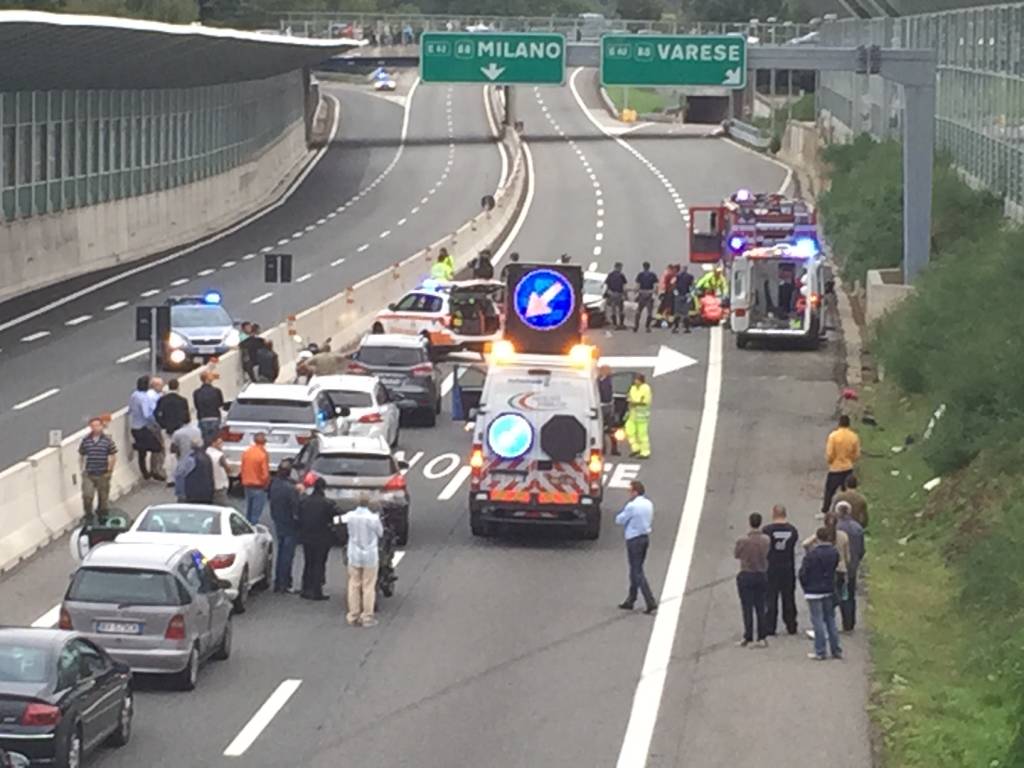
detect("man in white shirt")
(206, 436), (231, 506)
(341, 496), (385, 627)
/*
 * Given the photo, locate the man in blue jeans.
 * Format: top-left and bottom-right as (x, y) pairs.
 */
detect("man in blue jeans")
(615, 480), (658, 614)
(799, 527), (842, 660)
(268, 462), (300, 593)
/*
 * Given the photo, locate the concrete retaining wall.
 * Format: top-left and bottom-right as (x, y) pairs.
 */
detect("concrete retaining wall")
(0, 117), (313, 305)
(866, 268), (914, 326)
(0, 91), (527, 574)
(778, 120), (828, 199)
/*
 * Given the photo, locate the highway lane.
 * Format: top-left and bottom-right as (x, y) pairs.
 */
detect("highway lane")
(0, 81), (501, 468)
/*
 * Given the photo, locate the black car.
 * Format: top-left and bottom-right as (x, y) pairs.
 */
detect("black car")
(0, 628), (132, 767)
(348, 334), (441, 426)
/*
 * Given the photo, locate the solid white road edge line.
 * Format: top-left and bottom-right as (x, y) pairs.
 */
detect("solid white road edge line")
(616, 325), (723, 768)
(483, 85), (510, 190)
(0, 94), (342, 336)
(12, 387), (60, 411)
(223, 679), (303, 757)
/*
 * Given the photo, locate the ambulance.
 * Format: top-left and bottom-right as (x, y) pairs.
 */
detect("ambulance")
(730, 240), (829, 349)
(467, 342), (605, 539)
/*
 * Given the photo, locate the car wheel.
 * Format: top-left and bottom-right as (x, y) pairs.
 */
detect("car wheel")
(255, 547), (273, 591)
(470, 511), (492, 537)
(107, 691), (133, 747)
(736, 333), (749, 349)
(175, 646), (200, 691)
(213, 618), (232, 661)
(421, 407), (437, 427)
(57, 726), (82, 768)
(435, 395), (442, 415)
(233, 567), (249, 614)
(582, 508), (601, 540)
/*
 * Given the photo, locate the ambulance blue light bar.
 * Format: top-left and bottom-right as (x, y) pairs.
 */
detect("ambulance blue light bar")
(728, 235), (746, 252)
(792, 238), (820, 259)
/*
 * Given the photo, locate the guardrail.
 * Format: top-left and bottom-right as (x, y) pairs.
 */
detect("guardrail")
(727, 119), (772, 150)
(0, 87), (528, 575)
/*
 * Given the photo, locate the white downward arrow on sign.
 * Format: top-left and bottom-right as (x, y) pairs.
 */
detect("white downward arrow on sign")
(525, 282), (564, 318)
(481, 62), (506, 81)
(600, 346), (698, 378)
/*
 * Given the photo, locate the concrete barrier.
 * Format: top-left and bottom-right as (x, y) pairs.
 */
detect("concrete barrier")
(727, 119), (771, 150)
(866, 268), (914, 326)
(0, 90), (528, 575)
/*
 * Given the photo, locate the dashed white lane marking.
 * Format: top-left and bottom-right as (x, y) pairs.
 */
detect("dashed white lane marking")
(20, 330), (51, 342)
(296, 273), (312, 283)
(277, 238), (290, 246)
(596, 220), (604, 229)
(327, 212), (338, 219)
(330, 257), (346, 267)
(250, 252), (264, 258)
(65, 315), (92, 327)
(12, 387), (60, 411)
(598, 208), (605, 217)
(197, 268), (216, 277)
(223, 679), (303, 757)
(397, 218), (407, 226)
(421, 196), (429, 204)
(595, 232), (604, 242)
(380, 230), (391, 239)
(336, 205), (346, 213)
(116, 348), (149, 364)
(316, 218), (327, 226)
(250, 292), (273, 305)
(222, 260), (237, 268)
(305, 224), (316, 233)
(588, 261), (598, 272)
(170, 278), (189, 287)
(357, 244), (369, 253)
(32, 605), (60, 628)
(104, 301), (128, 311)
(411, 206), (420, 215)
(291, 231), (303, 239)
(593, 246), (603, 257)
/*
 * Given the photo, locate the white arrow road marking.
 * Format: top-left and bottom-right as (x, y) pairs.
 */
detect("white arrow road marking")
(600, 346), (698, 378)
(525, 282), (565, 318)
(481, 62), (506, 81)
(438, 465), (472, 500)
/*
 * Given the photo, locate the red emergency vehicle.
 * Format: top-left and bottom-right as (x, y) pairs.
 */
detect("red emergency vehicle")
(688, 189), (819, 264)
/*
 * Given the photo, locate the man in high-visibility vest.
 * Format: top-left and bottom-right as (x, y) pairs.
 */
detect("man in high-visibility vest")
(624, 373), (652, 459)
(430, 251), (452, 281)
(695, 264), (728, 297)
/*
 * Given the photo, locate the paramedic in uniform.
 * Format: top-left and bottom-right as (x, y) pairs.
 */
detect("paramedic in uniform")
(624, 373), (652, 459)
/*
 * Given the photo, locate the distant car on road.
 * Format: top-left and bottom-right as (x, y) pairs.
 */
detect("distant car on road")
(161, 292), (239, 370)
(371, 280), (503, 353)
(60, 542), (233, 691)
(293, 433), (412, 545)
(311, 374), (402, 447)
(583, 270), (608, 328)
(0, 628), (133, 768)
(116, 503), (274, 613)
(348, 334), (441, 426)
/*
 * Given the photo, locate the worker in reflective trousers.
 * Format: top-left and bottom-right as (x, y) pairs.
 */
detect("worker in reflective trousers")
(625, 373), (652, 459)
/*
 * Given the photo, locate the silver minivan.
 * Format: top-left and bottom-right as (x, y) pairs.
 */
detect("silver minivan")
(60, 542), (233, 691)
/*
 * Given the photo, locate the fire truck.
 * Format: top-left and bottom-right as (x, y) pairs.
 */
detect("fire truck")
(687, 189), (819, 264)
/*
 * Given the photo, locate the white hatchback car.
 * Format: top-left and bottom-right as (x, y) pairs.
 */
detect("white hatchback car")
(310, 374), (401, 447)
(116, 504), (274, 614)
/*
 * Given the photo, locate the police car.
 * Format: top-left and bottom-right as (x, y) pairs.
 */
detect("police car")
(162, 292), (239, 370)
(467, 341), (605, 539)
(371, 279), (503, 353)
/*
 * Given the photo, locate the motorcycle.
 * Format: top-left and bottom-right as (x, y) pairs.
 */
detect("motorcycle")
(330, 508), (398, 598)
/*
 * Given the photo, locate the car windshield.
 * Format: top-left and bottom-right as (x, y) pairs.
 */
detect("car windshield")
(227, 399), (315, 424)
(0, 644), (51, 684)
(171, 305), (232, 328)
(583, 278), (604, 296)
(137, 508), (221, 535)
(324, 390), (373, 408)
(67, 568), (181, 606)
(355, 346), (424, 367)
(311, 453), (395, 477)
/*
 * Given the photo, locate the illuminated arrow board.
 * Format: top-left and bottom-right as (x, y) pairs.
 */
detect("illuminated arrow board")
(420, 32), (566, 85)
(600, 34), (747, 89)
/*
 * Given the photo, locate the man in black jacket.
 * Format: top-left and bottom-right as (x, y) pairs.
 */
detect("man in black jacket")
(254, 340), (280, 383)
(193, 371), (225, 444)
(183, 443), (214, 504)
(604, 263), (628, 329)
(269, 463), (300, 593)
(634, 262), (659, 333)
(155, 379), (190, 437)
(799, 528), (842, 661)
(239, 325), (266, 383)
(298, 478), (337, 601)
(762, 504), (799, 636)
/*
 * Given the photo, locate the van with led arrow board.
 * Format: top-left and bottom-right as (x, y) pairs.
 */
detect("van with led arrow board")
(503, 263), (583, 355)
(730, 241), (829, 350)
(467, 342), (606, 539)
(161, 292), (241, 370)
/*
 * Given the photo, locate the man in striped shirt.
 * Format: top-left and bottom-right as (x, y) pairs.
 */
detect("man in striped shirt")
(79, 418), (118, 524)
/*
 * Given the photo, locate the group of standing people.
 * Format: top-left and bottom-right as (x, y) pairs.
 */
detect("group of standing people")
(733, 415), (868, 661)
(602, 261), (728, 334)
(239, 322), (280, 384)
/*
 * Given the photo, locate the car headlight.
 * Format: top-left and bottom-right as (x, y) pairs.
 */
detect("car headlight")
(168, 331), (187, 349)
(224, 328), (240, 347)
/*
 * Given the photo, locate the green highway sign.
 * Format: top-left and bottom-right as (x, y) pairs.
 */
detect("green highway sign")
(420, 32), (566, 85)
(600, 35), (747, 89)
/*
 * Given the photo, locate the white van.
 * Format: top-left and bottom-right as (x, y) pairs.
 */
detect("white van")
(730, 242), (829, 349)
(466, 346), (606, 539)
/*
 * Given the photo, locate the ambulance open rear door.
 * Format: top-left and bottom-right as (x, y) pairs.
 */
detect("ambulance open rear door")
(688, 205), (725, 264)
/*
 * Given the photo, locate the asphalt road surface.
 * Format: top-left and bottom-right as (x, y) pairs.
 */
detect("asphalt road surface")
(0, 72), (870, 768)
(0, 81), (501, 469)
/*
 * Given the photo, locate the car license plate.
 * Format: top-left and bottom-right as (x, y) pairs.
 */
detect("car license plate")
(196, 346), (217, 355)
(380, 375), (403, 386)
(267, 434), (290, 444)
(327, 488), (361, 499)
(95, 621), (142, 635)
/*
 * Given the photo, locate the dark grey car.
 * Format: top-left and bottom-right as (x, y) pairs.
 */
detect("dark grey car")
(348, 334), (442, 426)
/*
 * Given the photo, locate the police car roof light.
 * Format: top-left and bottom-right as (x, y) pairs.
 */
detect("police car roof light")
(203, 290), (222, 305)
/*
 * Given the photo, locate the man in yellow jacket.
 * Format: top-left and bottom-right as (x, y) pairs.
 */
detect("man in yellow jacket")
(823, 414), (861, 513)
(625, 373), (652, 459)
